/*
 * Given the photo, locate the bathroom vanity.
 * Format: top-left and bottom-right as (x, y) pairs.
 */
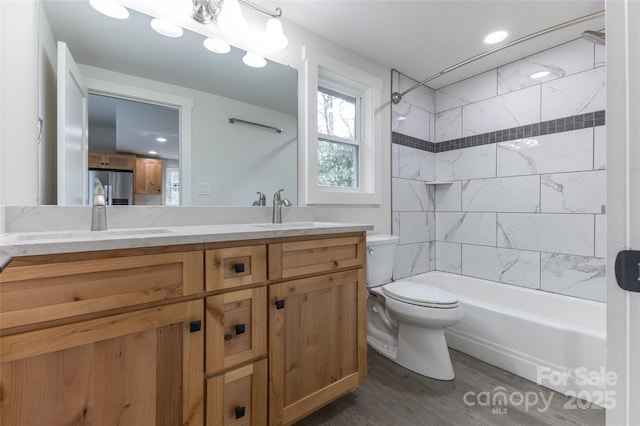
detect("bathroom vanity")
(0, 222), (370, 425)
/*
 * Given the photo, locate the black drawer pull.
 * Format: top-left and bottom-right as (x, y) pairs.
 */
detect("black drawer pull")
(235, 323), (246, 335)
(275, 299), (285, 309)
(189, 320), (201, 333)
(235, 405), (246, 419)
(234, 263), (245, 273)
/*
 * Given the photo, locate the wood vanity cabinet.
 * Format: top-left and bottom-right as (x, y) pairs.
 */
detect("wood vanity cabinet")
(135, 157), (163, 194)
(0, 231), (367, 426)
(267, 234), (367, 425)
(0, 250), (205, 425)
(89, 152), (136, 170)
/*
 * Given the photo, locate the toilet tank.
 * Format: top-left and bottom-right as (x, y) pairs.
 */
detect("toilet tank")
(366, 234), (399, 287)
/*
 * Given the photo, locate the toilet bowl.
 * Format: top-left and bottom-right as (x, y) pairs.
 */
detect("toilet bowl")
(366, 234), (463, 380)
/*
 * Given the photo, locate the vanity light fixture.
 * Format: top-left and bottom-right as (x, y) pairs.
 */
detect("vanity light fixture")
(242, 52), (267, 68)
(156, 137), (167, 142)
(150, 18), (184, 38)
(191, 0), (288, 51)
(204, 37), (232, 54)
(484, 30), (509, 44)
(530, 70), (551, 79)
(89, 0), (129, 20)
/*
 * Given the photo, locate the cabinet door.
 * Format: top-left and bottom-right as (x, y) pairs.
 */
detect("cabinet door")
(88, 153), (135, 170)
(207, 359), (267, 426)
(88, 152), (105, 168)
(135, 158), (163, 194)
(206, 287), (267, 375)
(0, 251), (203, 331)
(105, 153), (135, 171)
(0, 300), (204, 426)
(268, 269), (367, 425)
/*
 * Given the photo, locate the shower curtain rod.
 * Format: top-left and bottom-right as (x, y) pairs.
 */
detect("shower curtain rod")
(391, 10), (605, 104)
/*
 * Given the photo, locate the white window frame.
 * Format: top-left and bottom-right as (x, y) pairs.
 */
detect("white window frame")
(302, 47), (382, 205)
(317, 84), (361, 188)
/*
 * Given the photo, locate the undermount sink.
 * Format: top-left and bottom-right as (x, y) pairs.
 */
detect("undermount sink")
(4, 228), (175, 242)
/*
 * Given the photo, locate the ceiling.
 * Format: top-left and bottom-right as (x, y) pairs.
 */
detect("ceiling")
(265, 0), (604, 88)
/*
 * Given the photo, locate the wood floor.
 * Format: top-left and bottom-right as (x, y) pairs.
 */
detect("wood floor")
(295, 348), (605, 426)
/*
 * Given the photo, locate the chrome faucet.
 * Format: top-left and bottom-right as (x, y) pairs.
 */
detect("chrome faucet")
(272, 189), (291, 224)
(91, 178), (107, 231)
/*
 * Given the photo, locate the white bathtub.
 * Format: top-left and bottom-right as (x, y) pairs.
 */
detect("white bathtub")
(403, 271), (606, 403)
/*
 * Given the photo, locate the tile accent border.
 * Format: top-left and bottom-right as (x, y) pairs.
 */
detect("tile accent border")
(393, 110), (606, 153)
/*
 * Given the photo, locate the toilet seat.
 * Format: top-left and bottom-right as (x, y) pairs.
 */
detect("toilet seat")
(382, 280), (459, 309)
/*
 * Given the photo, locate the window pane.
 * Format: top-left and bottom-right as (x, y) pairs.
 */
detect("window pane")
(317, 87), (356, 140)
(317, 139), (358, 188)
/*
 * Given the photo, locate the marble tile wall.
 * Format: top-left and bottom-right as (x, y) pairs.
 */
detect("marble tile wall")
(391, 71), (437, 279)
(432, 37), (607, 302)
(391, 37), (606, 302)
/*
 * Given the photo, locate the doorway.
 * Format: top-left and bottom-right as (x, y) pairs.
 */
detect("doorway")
(88, 93), (179, 205)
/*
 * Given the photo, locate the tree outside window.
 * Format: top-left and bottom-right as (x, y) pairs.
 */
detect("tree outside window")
(317, 86), (359, 188)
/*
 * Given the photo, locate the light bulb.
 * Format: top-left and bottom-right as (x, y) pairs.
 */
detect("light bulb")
(89, 0), (129, 19)
(151, 18), (183, 38)
(265, 17), (288, 50)
(204, 38), (231, 54)
(484, 30), (509, 45)
(242, 52), (266, 68)
(530, 70), (551, 79)
(217, 0), (247, 37)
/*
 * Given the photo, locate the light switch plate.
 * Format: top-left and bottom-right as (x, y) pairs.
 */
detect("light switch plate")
(197, 182), (210, 195)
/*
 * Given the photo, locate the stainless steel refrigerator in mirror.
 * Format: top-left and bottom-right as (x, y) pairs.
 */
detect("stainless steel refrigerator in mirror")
(88, 169), (134, 205)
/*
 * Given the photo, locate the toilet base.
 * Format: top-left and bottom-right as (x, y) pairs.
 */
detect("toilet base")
(395, 322), (455, 381)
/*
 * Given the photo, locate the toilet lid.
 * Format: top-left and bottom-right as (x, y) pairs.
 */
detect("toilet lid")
(382, 280), (459, 308)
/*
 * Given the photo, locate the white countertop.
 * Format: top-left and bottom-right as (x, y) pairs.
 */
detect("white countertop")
(0, 222), (373, 263)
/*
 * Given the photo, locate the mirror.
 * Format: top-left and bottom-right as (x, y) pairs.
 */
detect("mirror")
(38, 0), (298, 206)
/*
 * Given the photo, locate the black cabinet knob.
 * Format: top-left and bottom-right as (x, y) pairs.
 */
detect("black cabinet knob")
(235, 323), (245, 335)
(224, 334), (233, 341)
(235, 405), (246, 419)
(275, 299), (285, 310)
(189, 320), (202, 333)
(234, 263), (245, 273)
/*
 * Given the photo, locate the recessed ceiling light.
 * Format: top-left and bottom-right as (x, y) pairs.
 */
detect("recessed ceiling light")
(242, 52), (266, 68)
(89, 0), (129, 19)
(397, 116), (407, 121)
(150, 18), (183, 38)
(149, 150), (157, 155)
(204, 38), (231, 54)
(156, 137), (167, 143)
(484, 30), (509, 45)
(530, 70), (551, 79)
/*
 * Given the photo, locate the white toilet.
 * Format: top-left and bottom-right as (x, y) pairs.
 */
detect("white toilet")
(366, 234), (463, 380)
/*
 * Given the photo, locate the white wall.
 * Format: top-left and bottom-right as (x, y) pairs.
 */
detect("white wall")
(1, 1), (391, 234)
(0, 0), (39, 205)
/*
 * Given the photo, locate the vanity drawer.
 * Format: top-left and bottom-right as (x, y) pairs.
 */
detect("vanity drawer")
(206, 287), (267, 375)
(0, 251), (203, 331)
(206, 359), (267, 426)
(268, 234), (365, 280)
(206, 245), (267, 291)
